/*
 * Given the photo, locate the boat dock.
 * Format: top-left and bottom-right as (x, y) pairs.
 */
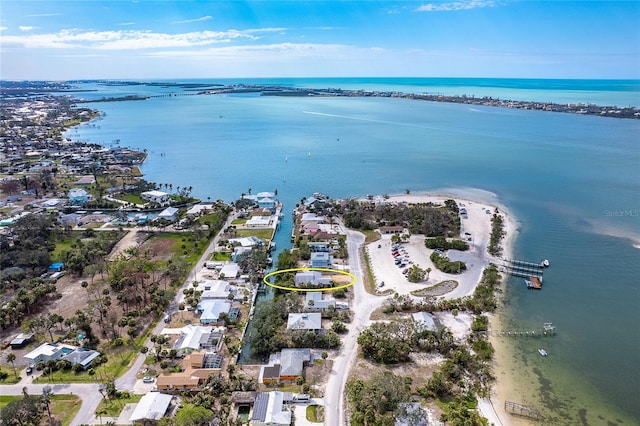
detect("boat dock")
(497, 322), (557, 337)
(505, 401), (542, 420)
(503, 258), (549, 289)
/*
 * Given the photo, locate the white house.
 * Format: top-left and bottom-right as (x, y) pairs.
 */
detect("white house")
(141, 190), (170, 204)
(250, 391), (291, 425)
(219, 264), (240, 279)
(197, 300), (232, 325)
(246, 215), (272, 228)
(129, 392), (173, 422)
(23, 343), (77, 366)
(305, 292), (336, 311)
(200, 280), (238, 300)
(170, 324), (224, 354)
(157, 206), (179, 222)
(287, 313), (322, 331)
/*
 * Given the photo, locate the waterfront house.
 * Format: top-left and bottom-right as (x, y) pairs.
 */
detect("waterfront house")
(246, 215), (272, 228)
(219, 264), (240, 279)
(307, 242), (330, 252)
(157, 206), (179, 222)
(304, 292), (336, 311)
(141, 190), (170, 205)
(295, 271), (332, 287)
(310, 252), (332, 268)
(287, 313), (322, 331)
(229, 236), (265, 248)
(196, 300), (235, 325)
(200, 280), (239, 300)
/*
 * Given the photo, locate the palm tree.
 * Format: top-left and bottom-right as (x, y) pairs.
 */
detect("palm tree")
(426, 267), (432, 281)
(6, 353), (16, 377)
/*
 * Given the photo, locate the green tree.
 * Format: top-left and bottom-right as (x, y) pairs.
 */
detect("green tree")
(174, 404), (215, 426)
(6, 353), (16, 377)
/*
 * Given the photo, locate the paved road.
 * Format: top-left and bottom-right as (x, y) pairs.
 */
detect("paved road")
(323, 230), (387, 426)
(0, 382), (102, 426)
(0, 210), (238, 426)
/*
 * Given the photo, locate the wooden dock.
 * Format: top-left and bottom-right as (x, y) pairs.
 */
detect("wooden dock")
(504, 259), (545, 279)
(496, 322), (557, 337)
(505, 401), (542, 420)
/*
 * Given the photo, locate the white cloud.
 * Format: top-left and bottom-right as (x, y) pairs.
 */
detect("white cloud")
(0, 28), (285, 50)
(0, 27), (7, 31)
(116, 22), (135, 26)
(416, 1), (497, 12)
(27, 13), (62, 17)
(171, 16), (212, 24)
(19, 26), (34, 31)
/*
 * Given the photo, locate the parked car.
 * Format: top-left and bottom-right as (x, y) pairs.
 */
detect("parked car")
(142, 376), (155, 383)
(25, 365), (33, 375)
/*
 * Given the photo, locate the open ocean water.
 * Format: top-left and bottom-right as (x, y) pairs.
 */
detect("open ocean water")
(68, 78), (640, 425)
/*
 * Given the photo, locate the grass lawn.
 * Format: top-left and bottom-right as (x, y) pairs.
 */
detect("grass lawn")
(235, 228), (274, 240)
(0, 373), (22, 385)
(117, 193), (145, 205)
(231, 218), (247, 225)
(35, 332), (150, 384)
(0, 395), (80, 425)
(0, 395), (19, 410)
(306, 405), (319, 422)
(52, 394), (82, 425)
(210, 251), (232, 261)
(51, 234), (80, 261)
(95, 393), (143, 417)
(361, 229), (381, 244)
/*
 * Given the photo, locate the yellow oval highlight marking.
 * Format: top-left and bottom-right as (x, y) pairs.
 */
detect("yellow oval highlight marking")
(263, 267), (356, 292)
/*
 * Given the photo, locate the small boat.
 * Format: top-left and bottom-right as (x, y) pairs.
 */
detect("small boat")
(538, 349), (548, 356)
(540, 259), (550, 268)
(525, 276), (542, 289)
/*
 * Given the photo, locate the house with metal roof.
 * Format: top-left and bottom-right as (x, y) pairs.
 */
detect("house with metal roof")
(295, 271), (332, 288)
(412, 312), (437, 331)
(129, 392), (173, 423)
(196, 300), (231, 325)
(310, 252), (332, 268)
(279, 349), (311, 382)
(304, 292), (336, 311)
(61, 348), (101, 370)
(286, 313), (322, 331)
(250, 391), (291, 425)
(141, 190), (170, 205)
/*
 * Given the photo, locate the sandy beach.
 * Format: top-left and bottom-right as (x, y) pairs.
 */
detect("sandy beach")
(362, 192), (519, 425)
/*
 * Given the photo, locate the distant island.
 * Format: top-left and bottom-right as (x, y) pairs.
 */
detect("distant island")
(1, 80), (639, 119)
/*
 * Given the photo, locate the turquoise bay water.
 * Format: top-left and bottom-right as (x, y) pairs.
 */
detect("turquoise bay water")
(68, 79), (640, 425)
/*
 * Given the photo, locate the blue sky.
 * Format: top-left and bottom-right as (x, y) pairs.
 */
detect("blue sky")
(1, 1), (639, 80)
